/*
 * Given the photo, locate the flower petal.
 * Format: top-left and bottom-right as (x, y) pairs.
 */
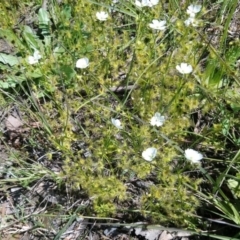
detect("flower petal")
(184, 149), (203, 163)
(111, 118), (123, 129)
(142, 147), (157, 161)
(150, 112), (165, 126)
(176, 63), (193, 74)
(76, 57), (89, 69)
(96, 11), (108, 21)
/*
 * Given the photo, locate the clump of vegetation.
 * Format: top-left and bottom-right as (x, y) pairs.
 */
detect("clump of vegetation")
(58, 0), (205, 225)
(1, 0), (240, 238)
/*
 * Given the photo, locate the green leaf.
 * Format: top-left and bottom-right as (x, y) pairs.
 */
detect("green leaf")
(0, 53), (20, 66)
(38, 8), (51, 49)
(0, 63), (10, 70)
(227, 178), (240, 198)
(0, 81), (12, 89)
(38, 8), (51, 36)
(214, 199), (240, 225)
(38, 8), (50, 26)
(27, 69), (43, 78)
(203, 58), (227, 88)
(0, 75), (25, 89)
(61, 65), (75, 80)
(22, 25), (41, 50)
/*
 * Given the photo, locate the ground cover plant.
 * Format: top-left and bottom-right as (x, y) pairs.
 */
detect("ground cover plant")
(0, 0), (240, 239)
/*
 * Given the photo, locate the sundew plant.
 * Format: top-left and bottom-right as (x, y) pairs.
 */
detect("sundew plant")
(59, 0), (205, 224)
(1, 0), (240, 236)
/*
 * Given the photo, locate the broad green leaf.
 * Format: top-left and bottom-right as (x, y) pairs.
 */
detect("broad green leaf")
(38, 8), (51, 49)
(61, 65), (75, 80)
(38, 8), (50, 25)
(38, 8), (51, 37)
(0, 81), (12, 89)
(0, 53), (19, 66)
(27, 69), (43, 78)
(44, 36), (51, 49)
(22, 25), (40, 50)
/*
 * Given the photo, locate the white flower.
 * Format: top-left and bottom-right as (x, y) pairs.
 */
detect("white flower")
(135, 0), (148, 7)
(111, 118), (123, 129)
(76, 57), (89, 69)
(27, 50), (42, 65)
(184, 149), (203, 164)
(150, 112), (165, 127)
(33, 50), (42, 60)
(186, 4), (201, 17)
(184, 17), (199, 27)
(96, 11), (108, 21)
(142, 147), (157, 161)
(28, 56), (38, 65)
(112, 0), (119, 3)
(135, 0), (159, 7)
(149, 20), (166, 30)
(176, 63), (193, 74)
